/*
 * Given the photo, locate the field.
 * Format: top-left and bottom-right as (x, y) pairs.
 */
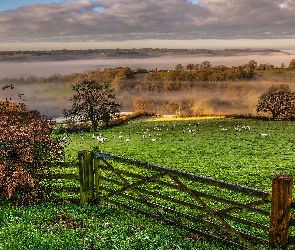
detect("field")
(66, 116), (295, 191)
(1, 116), (295, 249)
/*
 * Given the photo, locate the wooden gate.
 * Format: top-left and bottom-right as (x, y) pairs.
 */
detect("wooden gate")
(78, 150), (293, 250)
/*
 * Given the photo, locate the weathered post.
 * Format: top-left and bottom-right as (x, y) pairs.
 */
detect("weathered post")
(269, 173), (293, 249)
(78, 150), (94, 205)
(93, 154), (102, 203)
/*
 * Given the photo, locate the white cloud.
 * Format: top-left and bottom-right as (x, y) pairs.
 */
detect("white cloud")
(0, 0), (294, 43)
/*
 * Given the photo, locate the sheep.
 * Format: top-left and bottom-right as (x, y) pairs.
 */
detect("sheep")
(118, 135), (123, 139)
(234, 126), (241, 131)
(242, 125), (251, 130)
(221, 127), (227, 132)
(151, 138), (158, 142)
(91, 134), (96, 139)
(97, 136), (105, 143)
(126, 138), (131, 142)
(259, 133), (268, 138)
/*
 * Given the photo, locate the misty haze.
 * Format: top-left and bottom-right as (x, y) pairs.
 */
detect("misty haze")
(0, 50), (295, 118)
(1, 50), (295, 78)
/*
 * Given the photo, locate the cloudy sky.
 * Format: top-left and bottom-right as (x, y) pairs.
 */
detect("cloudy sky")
(1, 0), (295, 50)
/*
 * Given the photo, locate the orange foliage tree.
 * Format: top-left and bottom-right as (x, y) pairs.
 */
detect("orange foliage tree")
(0, 87), (64, 204)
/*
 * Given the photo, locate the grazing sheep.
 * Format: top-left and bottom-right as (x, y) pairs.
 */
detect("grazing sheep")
(259, 133), (268, 138)
(126, 138), (130, 142)
(151, 138), (158, 142)
(97, 136), (107, 143)
(245, 126), (251, 130)
(234, 126), (241, 131)
(221, 127), (227, 132)
(242, 125), (251, 130)
(118, 135), (123, 139)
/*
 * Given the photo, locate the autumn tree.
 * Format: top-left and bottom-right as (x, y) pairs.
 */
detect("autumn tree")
(256, 84), (295, 119)
(200, 61), (212, 69)
(64, 79), (122, 131)
(185, 63), (195, 71)
(133, 96), (155, 113)
(0, 85), (64, 204)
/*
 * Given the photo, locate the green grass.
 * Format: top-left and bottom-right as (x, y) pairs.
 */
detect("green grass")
(3, 116), (295, 249)
(0, 202), (230, 250)
(65, 117), (295, 192)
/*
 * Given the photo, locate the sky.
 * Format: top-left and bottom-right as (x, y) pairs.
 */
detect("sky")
(0, 0), (295, 50)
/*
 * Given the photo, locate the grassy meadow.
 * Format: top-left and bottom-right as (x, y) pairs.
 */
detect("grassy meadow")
(66, 116), (295, 191)
(2, 116), (295, 249)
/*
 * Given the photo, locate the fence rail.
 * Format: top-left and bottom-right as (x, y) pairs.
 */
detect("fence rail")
(46, 151), (294, 249)
(75, 150), (295, 250)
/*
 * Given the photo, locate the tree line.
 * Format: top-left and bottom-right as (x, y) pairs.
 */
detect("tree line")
(1, 59), (295, 88)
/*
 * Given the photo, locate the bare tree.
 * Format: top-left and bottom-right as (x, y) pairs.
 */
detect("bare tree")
(175, 64), (184, 71)
(256, 84), (295, 119)
(288, 59), (295, 69)
(64, 79), (122, 131)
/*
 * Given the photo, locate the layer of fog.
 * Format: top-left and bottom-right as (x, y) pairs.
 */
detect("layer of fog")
(1, 50), (295, 118)
(0, 50), (294, 78)
(2, 80), (294, 119)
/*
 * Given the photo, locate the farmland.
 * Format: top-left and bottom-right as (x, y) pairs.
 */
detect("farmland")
(66, 116), (295, 192)
(1, 116), (295, 249)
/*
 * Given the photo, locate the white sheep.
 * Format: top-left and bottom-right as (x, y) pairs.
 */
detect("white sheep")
(259, 133), (268, 138)
(234, 126), (241, 131)
(97, 136), (105, 143)
(126, 138), (131, 142)
(151, 138), (158, 142)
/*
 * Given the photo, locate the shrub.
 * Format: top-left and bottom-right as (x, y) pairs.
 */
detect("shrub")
(0, 101), (64, 204)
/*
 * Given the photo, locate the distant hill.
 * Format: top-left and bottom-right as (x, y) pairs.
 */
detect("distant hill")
(0, 48), (287, 62)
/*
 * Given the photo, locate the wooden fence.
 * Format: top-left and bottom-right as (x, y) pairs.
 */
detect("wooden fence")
(74, 150), (295, 249)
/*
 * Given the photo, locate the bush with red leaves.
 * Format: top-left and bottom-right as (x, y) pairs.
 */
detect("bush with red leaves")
(0, 100), (64, 204)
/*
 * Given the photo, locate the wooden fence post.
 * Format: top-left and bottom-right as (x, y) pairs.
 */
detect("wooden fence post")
(93, 155), (101, 203)
(269, 173), (293, 249)
(78, 150), (94, 205)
